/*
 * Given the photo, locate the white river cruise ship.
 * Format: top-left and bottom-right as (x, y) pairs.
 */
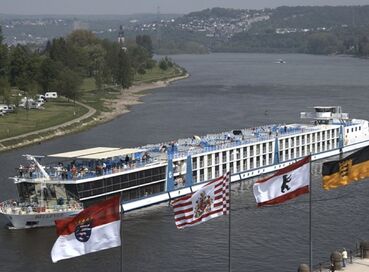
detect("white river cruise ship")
(1, 106), (369, 228)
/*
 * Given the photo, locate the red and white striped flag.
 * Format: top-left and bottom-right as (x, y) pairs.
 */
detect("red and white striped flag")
(51, 195), (121, 263)
(253, 156), (311, 206)
(172, 172), (230, 229)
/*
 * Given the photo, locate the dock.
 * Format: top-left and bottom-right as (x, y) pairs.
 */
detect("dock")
(343, 258), (369, 272)
(313, 257), (369, 272)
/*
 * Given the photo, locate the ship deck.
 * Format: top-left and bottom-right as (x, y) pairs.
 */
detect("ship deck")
(15, 122), (331, 182)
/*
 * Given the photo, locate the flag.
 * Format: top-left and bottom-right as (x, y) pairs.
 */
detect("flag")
(253, 156), (311, 206)
(322, 146), (369, 190)
(172, 172), (230, 229)
(51, 195), (121, 263)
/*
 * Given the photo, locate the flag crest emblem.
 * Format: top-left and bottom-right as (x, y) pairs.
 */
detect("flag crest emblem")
(339, 159), (352, 178)
(194, 192), (213, 219)
(74, 218), (92, 242)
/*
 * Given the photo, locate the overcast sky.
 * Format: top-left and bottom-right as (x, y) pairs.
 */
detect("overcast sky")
(1, 0), (369, 15)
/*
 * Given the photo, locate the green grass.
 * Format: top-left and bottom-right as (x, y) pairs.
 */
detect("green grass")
(0, 64), (185, 144)
(0, 98), (88, 139)
(134, 66), (183, 84)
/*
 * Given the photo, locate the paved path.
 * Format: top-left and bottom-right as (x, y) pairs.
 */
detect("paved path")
(341, 258), (369, 272)
(0, 100), (95, 144)
(316, 258), (369, 272)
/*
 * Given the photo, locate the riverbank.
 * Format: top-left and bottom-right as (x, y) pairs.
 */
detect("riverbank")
(0, 73), (189, 153)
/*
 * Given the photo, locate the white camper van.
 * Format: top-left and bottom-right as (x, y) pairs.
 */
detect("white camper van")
(0, 104), (9, 113)
(45, 92), (58, 99)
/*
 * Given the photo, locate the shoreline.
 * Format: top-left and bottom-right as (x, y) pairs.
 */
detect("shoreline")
(97, 73), (189, 123)
(0, 73), (189, 153)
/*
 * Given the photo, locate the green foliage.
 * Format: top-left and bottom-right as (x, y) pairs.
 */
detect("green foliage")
(0, 44), (8, 77)
(158, 57), (175, 71)
(1, 29), (180, 97)
(136, 35), (153, 57)
(54, 67), (83, 100)
(0, 77), (11, 104)
(115, 50), (134, 88)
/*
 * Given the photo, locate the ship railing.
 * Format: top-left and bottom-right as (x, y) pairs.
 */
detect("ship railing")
(0, 199), (83, 215)
(172, 127), (319, 159)
(19, 157), (166, 182)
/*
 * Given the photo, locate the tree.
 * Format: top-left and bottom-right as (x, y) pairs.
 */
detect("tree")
(159, 58), (168, 70)
(37, 57), (62, 92)
(0, 77), (11, 104)
(0, 44), (8, 78)
(0, 25), (3, 44)
(9, 45), (42, 94)
(54, 67), (82, 100)
(67, 30), (98, 48)
(115, 50), (133, 89)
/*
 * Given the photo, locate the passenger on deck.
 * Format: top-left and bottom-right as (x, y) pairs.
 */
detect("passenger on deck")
(125, 155), (130, 165)
(18, 164), (24, 177)
(61, 168), (67, 180)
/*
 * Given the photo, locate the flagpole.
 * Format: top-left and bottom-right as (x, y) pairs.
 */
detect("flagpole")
(120, 192), (123, 272)
(309, 156), (313, 272)
(228, 172), (231, 272)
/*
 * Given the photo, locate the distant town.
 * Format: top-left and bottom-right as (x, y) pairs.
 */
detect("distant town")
(1, 5), (369, 55)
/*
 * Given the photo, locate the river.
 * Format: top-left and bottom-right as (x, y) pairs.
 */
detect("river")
(1, 53), (369, 271)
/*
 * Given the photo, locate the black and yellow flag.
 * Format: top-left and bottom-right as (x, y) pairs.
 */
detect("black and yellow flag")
(322, 146), (369, 190)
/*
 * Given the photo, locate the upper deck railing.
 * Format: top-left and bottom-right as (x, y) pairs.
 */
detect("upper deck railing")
(14, 124), (324, 183)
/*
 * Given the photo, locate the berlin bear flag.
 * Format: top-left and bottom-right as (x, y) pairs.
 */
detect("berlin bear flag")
(172, 172), (230, 229)
(51, 195), (121, 263)
(253, 156), (311, 206)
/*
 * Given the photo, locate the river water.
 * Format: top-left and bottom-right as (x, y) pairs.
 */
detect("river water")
(1, 53), (369, 271)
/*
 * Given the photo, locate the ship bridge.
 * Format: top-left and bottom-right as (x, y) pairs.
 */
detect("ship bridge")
(300, 106), (350, 125)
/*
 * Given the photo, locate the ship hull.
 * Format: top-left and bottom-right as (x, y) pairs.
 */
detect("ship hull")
(1, 210), (80, 229)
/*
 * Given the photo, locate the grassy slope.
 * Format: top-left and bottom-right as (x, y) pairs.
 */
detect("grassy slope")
(0, 98), (88, 139)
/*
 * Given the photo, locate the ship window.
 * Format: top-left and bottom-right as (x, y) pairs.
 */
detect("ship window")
(243, 160), (248, 170)
(207, 168), (212, 179)
(355, 127), (358, 131)
(351, 128), (354, 132)
(236, 149), (241, 160)
(193, 172), (197, 183)
(243, 147), (247, 157)
(26, 221), (39, 226)
(359, 126), (361, 130)
(249, 146), (254, 156)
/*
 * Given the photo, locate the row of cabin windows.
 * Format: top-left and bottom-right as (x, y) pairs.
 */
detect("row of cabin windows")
(279, 129), (339, 150)
(192, 154), (274, 182)
(346, 126), (361, 133)
(193, 142), (274, 170)
(76, 167), (166, 198)
(81, 182), (166, 207)
(279, 139), (339, 161)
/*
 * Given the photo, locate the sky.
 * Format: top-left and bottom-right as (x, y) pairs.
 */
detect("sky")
(1, 0), (369, 15)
